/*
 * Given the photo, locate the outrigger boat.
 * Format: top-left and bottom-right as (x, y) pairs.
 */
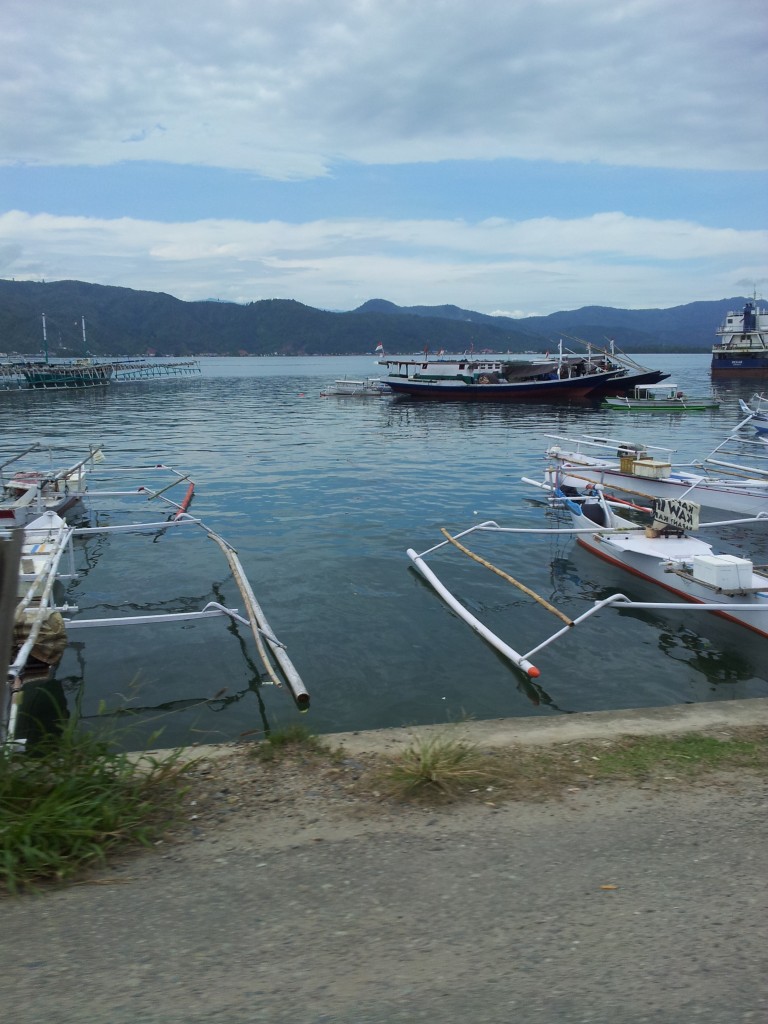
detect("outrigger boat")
(407, 486), (768, 679)
(738, 394), (768, 433)
(544, 427), (768, 518)
(2, 455), (308, 748)
(320, 377), (388, 397)
(0, 444), (102, 528)
(603, 383), (720, 411)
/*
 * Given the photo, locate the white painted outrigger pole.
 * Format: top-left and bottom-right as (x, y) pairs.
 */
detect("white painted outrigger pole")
(407, 547), (542, 678)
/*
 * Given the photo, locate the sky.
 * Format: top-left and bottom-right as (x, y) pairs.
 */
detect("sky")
(1, 0), (767, 317)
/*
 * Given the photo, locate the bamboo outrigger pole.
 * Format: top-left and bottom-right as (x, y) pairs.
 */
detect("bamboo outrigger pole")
(205, 528), (309, 709)
(439, 528), (573, 626)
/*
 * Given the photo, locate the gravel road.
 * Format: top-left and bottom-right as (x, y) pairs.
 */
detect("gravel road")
(2, 701), (767, 1024)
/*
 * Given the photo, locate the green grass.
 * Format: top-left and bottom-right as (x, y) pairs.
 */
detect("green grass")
(0, 725), (190, 894)
(372, 728), (768, 804)
(581, 733), (768, 779)
(251, 723), (342, 763)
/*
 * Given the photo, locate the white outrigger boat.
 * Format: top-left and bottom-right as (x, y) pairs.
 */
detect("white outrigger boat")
(407, 486), (768, 679)
(320, 376), (388, 397)
(603, 383), (720, 411)
(1, 455), (308, 747)
(738, 393), (768, 433)
(544, 425), (768, 518)
(0, 443), (102, 528)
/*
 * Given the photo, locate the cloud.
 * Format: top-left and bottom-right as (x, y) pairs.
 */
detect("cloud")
(3, 0), (766, 176)
(2, 209), (765, 313)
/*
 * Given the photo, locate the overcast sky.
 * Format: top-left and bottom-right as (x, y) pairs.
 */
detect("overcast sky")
(1, 0), (766, 316)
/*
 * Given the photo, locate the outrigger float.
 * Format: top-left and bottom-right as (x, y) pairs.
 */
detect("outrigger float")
(1, 453), (307, 748)
(407, 483), (768, 680)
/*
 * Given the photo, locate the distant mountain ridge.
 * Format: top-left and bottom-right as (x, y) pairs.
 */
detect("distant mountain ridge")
(0, 278), (741, 357)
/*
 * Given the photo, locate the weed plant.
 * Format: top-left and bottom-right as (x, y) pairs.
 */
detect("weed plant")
(0, 723), (189, 894)
(379, 730), (491, 800)
(252, 723), (342, 763)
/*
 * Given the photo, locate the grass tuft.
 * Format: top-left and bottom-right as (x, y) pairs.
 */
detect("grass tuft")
(377, 730), (492, 800)
(251, 724), (342, 763)
(0, 724), (190, 894)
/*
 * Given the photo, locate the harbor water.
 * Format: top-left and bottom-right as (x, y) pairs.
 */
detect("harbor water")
(3, 352), (767, 748)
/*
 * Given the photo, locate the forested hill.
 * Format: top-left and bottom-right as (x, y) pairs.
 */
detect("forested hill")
(0, 278), (740, 357)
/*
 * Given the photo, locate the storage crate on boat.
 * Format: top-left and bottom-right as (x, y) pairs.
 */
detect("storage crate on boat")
(619, 455), (635, 473)
(632, 459), (672, 480)
(692, 554), (753, 589)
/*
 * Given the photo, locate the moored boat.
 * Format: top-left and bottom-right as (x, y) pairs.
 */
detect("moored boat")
(544, 432), (768, 517)
(2, 454), (309, 748)
(0, 444), (102, 528)
(603, 383), (720, 411)
(380, 354), (617, 401)
(557, 489), (768, 638)
(406, 485), (768, 680)
(738, 394), (768, 432)
(320, 377), (388, 397)
(379, 343), (667, 402)
(711, 299), (768, 375)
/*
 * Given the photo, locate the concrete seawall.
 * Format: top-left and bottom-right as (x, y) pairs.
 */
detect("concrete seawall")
(177, 696), (768, 760)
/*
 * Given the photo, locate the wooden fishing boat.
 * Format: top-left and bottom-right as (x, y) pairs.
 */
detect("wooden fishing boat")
(379, 342), (668, 402)
(603, 384), (720, 411)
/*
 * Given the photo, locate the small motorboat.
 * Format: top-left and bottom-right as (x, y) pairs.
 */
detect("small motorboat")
(320, 377), (388, 397)
(603, 384), (720, 411)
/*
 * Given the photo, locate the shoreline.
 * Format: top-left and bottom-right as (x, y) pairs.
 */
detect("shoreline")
(164, 695), (768, 760)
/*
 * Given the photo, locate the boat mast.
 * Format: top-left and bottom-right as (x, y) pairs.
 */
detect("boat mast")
(41, 313), (49, 363)
(81, 316), (87, 356)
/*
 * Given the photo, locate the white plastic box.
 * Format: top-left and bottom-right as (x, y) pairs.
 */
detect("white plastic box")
(632, 459), (672, 480)
(692, 554), (753, 589)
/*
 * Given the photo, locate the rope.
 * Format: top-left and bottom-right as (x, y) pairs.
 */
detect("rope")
(439, 528), (573, 626)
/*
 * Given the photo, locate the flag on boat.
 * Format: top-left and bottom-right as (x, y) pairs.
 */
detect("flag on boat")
(375, 343), (384, 354)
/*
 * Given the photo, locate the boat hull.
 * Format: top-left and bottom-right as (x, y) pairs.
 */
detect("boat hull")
(589, 369), (670, 394)
(711, 353), (768, 375)
(547, 460), (767, 517)
(384, 371), (615, 401)
(603, 398), (719, 411)
(576, 531), (768, 638)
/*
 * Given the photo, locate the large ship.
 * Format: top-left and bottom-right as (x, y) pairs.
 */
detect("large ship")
(711, 299), (768, 375)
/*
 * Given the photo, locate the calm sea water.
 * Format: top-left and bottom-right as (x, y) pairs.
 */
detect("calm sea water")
(3, 352), (767, 748)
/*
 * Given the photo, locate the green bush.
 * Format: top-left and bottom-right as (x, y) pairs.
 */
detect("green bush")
(0, 724), (189, 893)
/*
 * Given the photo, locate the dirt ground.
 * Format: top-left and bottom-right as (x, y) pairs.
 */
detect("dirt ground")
(3, 701), (767, 1024)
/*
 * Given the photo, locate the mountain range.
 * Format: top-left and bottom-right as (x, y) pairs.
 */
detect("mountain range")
(0, 278), (740, 358)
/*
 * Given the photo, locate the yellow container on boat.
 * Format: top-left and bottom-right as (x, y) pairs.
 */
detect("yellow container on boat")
(619, 455), (635, 473)
(632, 459), (672, 480)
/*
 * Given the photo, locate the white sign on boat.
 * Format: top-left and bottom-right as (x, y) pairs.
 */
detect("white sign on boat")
(652, 497), (700, 531)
